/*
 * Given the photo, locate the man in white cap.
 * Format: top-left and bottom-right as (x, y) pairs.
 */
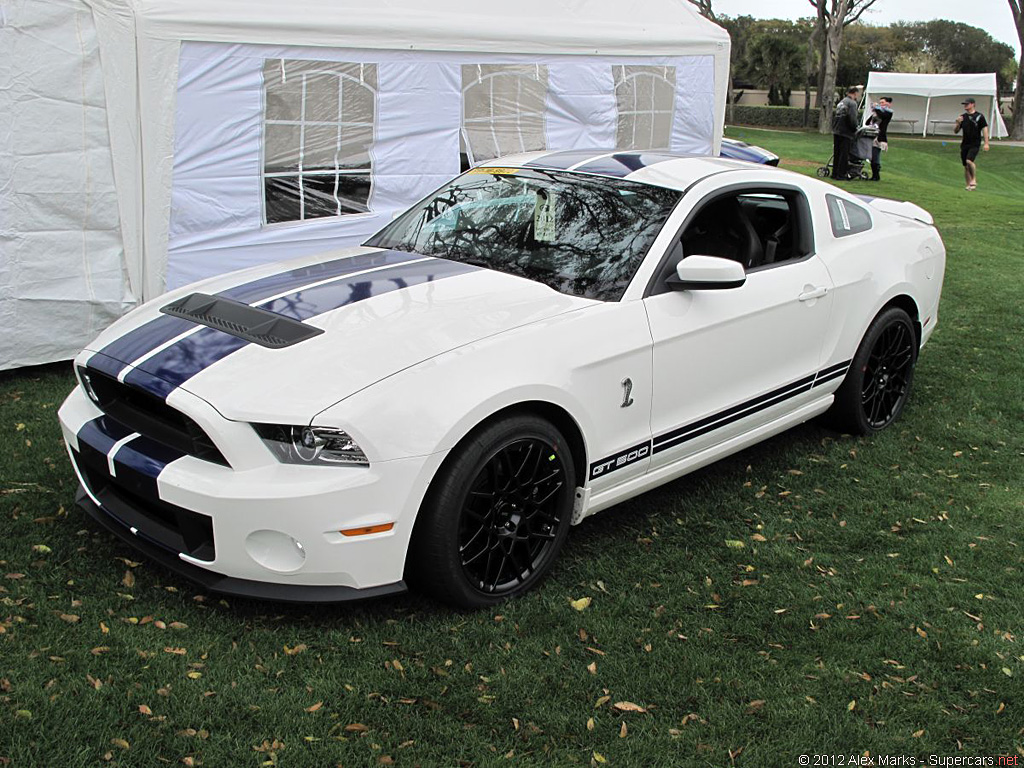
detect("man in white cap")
(954, 97), (990, 190)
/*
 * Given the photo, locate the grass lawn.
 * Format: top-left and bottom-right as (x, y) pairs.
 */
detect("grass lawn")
(1, 129), (1022, 767)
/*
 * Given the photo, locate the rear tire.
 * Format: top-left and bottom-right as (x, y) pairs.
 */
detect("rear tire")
(829, 307), (918, 435)
(406, 415), (576, 608)
(816, 167), (830, 178)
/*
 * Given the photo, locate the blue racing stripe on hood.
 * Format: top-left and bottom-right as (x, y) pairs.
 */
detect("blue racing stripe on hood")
(92, 250), (422, 375)
(574, 152), (683, 178)
(123, 257), (479, 398)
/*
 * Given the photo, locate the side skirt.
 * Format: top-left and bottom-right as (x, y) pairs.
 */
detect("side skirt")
(577, 394), (834, 521)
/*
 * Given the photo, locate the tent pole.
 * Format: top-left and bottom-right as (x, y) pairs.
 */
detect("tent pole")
(922, 96), (930, 137)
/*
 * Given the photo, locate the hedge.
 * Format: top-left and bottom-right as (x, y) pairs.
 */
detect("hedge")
(728, 105), (819, 129)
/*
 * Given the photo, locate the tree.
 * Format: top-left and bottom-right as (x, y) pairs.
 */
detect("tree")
(899, 20), (1016, 91)
(685, 0), (715, 21)
(1011, 0), (1024, 139)
(746, 34), (804, 105)
(808, 0), (878, 134)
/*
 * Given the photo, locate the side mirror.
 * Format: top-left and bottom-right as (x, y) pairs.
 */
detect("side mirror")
(668, 255), (746, 291)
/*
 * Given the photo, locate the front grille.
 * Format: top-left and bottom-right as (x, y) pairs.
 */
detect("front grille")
(82, 366), (229, 466)
(77, 450), (216, 561)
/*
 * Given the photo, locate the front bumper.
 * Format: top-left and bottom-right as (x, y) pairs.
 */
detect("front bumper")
(75, 486), (406, 603)
(59, 383), (443, 601)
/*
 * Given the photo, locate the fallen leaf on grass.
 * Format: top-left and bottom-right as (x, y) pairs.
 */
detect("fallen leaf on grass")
(91, 647), (110, 655)
(344, 723), (368, 733)
(186, 671), (202, 680)
(32, 544), (52, 554)
(592, 752), (607, 765)
(847, 700), (857, 712)
(613, 701), (647, 713)
(305, 701), (323, 713)
(122, 571), (135, 588)
(138, 704), (153, 715)
(725, 540), (745, 549)
(745, 700), (765, 714)
(619, 721), (628, 738)
(912, 729), (925, 738)
(587, 661), (597, 675)
(594, 695), (610, 709)
(283, 644), (307, 655)
(110, 739), (130, 750)
(164, 647), (187, 655)
(59, 614), (80, 623)
(751, 534), (767, 542)
(570, 597), (592, 611)
(586, 717), (595, 731)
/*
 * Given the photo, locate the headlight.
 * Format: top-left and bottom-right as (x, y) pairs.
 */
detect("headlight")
(253, 424), (369, 467)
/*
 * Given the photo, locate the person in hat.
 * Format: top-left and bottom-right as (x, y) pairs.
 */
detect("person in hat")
(954, 97), (990, 190)
(867, 97), (894, 181)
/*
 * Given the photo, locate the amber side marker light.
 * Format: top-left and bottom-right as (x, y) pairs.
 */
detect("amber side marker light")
(339, 523), (395, 537)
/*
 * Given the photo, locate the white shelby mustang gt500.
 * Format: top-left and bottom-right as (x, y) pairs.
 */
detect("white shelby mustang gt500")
(59, 151), (946, 607)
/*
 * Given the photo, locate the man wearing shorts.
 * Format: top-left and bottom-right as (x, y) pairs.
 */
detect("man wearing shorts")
(954, 97), (990, 191)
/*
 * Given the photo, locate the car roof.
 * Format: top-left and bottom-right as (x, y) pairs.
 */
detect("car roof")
(476, 149), (762, 191)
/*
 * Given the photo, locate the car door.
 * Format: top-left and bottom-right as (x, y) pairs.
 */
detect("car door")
(643, 183), (835, 470)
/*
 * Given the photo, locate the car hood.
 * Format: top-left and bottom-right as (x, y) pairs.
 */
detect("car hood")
(84, 248), (595, 423)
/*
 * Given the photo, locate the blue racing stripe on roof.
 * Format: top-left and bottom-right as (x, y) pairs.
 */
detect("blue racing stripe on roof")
(92, 250), (422, 376)
(124, 257), (479, 399)
(574, 152), (684, 178)
(523, 149), (615, 170)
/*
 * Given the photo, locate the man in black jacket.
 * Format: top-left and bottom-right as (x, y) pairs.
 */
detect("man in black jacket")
(831, 86), (861, 180)
(867, 97), (893, 181)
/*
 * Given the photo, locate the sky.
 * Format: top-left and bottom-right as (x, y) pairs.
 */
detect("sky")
(712, 0), (1021, 58)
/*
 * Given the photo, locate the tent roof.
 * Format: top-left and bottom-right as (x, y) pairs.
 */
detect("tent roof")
(127, 0), (730, 56)
(865, 72), (998, 99)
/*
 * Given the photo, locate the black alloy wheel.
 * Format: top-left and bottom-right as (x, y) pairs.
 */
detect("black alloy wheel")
(458, 437), (567, 594)
(829, 306), (918, 435)
(407, 415), (576, 608)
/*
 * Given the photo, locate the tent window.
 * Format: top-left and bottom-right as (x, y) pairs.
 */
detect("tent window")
(462, 64), (548, 164)
(825, 194), (872, 238)
(614, 65), (676, 150)
(262, 59), (377, 225)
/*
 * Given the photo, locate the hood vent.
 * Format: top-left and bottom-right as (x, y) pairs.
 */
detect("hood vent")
(160, 293), (324, 349)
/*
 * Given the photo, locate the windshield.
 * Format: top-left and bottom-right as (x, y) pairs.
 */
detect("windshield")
(364, 168), (681, 301)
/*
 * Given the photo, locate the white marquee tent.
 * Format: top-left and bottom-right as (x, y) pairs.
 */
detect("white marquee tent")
(864, 72), (1008, 138)
(0, 0), (730, 370)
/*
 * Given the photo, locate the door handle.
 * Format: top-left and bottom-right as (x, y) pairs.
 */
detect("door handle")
(798, 286), (828, 301)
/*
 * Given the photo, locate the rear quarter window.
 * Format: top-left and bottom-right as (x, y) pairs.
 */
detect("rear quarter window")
(826, 194), (872, 238)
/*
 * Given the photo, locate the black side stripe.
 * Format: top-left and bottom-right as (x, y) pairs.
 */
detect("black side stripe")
(651, 360), (853, 457)
(812, 364), (851, 388)
(588, 440), (653, 481)
(654, 374), (816, 453)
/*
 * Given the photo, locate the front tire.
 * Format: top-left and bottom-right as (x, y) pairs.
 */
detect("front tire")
(829, 307), (918, 434)
(407, 415), (576, 608)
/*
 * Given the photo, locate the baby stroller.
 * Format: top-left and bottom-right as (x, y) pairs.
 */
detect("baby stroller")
(817, 124), (878, 180)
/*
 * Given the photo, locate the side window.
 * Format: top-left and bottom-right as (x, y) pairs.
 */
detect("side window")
(262, 59), (377, 225)
(462, 64), (548, 163)
(826, 194), (872, 237)
(651, 188), (813, 296)
(613, 65), (676, 150)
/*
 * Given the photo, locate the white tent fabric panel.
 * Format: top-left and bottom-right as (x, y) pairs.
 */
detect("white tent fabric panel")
(865, 71), (1008, 138)
(0, 0), (135, 369)
(1, 0), (729, 368)
(166, 45), (716, 289)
